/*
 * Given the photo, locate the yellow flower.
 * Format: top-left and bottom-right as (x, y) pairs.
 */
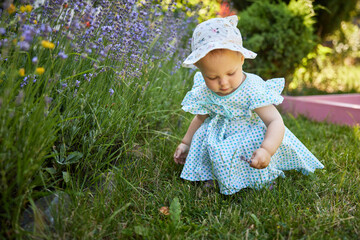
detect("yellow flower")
(41, 40), (55, 49)
(7, 4), (16, 14)
(19, 68), (25, 77)
(12, 39), (17, 44)
(25, 5), (33, 12)
(20, 6), (26, 13)
(33, 20), (37, 24)
(35, 67), (45, 75)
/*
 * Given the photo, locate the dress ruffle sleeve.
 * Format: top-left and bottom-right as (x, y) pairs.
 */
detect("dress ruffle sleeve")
(249, 77), (285, 110)
(181, 72), (210, 115)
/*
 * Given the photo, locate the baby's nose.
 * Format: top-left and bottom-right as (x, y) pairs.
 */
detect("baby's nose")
(219, 77), (229, 86)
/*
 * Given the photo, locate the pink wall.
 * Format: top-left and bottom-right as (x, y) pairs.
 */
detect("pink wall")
(280, 94), (360, 126)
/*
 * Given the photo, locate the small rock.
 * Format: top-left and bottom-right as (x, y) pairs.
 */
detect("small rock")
(20, 192), (71, 232)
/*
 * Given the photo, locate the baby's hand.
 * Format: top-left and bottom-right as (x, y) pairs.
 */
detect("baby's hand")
(174, 143), (190, 164)
(250, 148), (271, 169)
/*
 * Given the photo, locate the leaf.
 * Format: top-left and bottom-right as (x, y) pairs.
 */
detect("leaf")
(250, 213), (261, 227)
(169, 197), (181, 226)
(44, 167), (56, 175)
(134, 225), (148, 236)
(56, 151), (83, 165)
(65, 151), (83, 164)
(159, 206), (170, 215)
(62, 171), (71, 183)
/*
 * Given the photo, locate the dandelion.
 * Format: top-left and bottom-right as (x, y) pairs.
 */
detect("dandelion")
(19, 68), (25, 77)
(7, 4), (16, 14)
(33, 20), (37, 24)
(25, 5), (33, 12)
(41, 40), (55, 49)
(109, 88), (114, 96)
(35, 67), (45, 75)
(20, 6), (26, 13)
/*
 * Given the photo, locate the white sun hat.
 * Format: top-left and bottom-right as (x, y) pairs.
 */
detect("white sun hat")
(182, 15), (257, 69)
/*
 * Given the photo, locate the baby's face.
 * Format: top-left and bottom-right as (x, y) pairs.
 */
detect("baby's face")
(195, 49), (245, 96)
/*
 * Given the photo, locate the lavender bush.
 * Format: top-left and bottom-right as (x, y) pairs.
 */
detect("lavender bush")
(0, 0), (198, 236)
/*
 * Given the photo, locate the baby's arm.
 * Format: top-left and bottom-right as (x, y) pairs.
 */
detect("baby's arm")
(251, 105), (285, 169)
(174, 114), (209, 164)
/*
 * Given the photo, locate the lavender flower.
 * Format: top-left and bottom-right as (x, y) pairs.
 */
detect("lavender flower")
(40, 24), (52, 34)
(44, 96), (53, 106)
(20, 76), (29, 88)
(18, 41), (30, 51)
(32, 56), (38, 64)
(4, 0), (198, 94)
(58, 51), (68, 59)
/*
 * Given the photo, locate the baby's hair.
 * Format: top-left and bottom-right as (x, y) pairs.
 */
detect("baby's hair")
(206, 49), (243, 57)
(195, 49), (243, 67)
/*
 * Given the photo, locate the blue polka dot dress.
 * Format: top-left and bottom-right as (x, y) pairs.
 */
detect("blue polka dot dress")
(180, 72), (324, 195)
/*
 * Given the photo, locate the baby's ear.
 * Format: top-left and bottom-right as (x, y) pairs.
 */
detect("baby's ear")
(239, 53), (245, 65)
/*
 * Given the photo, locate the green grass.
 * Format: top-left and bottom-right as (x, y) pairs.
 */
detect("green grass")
(18, 95), (360, 239)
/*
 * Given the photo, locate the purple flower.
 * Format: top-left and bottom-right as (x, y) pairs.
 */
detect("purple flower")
(0, 28), (5, 35)
(20, 76), (29, 88)
(58, 51), (68, 59)
(62, 83), (68, 89)
(22, 29), (34, 42)
(32, 57), (38, 64)
(40, 24), (52, 34)
(75, 80), (80, 87)
(45, 96), (53, 105)
(109, 88), (114, 96)
(18, 41), (30, 51)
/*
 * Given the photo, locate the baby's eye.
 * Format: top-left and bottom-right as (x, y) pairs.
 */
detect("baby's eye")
(228, 71), (236, 76)
(208, 77), (217, 80)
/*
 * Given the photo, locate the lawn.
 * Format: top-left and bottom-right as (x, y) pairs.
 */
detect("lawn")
(17, 77), (360, 239)
(1, 1), (359, 239)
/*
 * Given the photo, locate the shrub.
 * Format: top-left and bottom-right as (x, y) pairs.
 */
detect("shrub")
(231, 0), (359, 40)
(0, 0), (197, 236)
(238, 0), (317, 85)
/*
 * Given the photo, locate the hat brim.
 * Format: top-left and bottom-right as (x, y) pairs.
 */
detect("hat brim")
(182, 42), (257, 69)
